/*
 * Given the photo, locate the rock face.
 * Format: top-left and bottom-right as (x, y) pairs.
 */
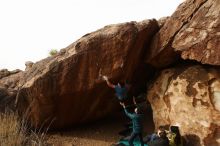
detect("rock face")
(0, 69), (23, 111)
(17, 19), (159, 129)
(145, 0), (220, 68)
(157, 16), (170, 28)
(147, 65), (220, 146)
(0, 69), (21, 79)
(173, 0), (220, 65)
(25, 61), (34, 70)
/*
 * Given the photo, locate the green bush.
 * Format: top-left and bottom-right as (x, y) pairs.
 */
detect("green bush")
(49, 49), (58, 56)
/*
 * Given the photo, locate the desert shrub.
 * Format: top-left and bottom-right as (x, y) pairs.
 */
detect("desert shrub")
(49, 49), (58, 56)
(0, 111), (48, 146)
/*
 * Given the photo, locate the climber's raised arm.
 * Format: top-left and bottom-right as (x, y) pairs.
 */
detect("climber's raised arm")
(103, 76), (115, 88)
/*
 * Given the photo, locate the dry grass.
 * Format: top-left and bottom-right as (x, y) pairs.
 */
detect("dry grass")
(0, 111), (48, 146)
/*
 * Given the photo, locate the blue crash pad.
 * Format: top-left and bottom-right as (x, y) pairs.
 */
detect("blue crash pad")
(117, 139), (148, 146)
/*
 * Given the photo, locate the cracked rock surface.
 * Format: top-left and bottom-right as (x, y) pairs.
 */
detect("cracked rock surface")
(0, 69), (23, 111)
(147, 64), (220, 146)
(145, 0), (220, 67)
(173, 0), (220, 65)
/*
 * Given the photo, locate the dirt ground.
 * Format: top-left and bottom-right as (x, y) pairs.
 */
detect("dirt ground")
(46, 108), (155, 146)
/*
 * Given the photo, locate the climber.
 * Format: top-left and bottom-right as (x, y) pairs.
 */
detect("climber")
(145, 126), (167, 143)
(120, 102), (144, 146)
(103, 76), (130, 102)
(167, 126), (183, 146)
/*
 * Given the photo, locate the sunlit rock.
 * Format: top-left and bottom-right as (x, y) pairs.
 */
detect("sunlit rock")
(147, 65), (220, 146)
(145, 0), (220, 67)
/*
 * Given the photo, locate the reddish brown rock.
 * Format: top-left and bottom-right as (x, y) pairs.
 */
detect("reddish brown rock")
(145, 0), (220, 67)
(0, 69), (10, 79)
(147, 65), (220, 146)
(17, 19), (159, 129)
(25, 61), (34, 70)
(173, 0), (220, 65)
(0, 69), (23, 111)
(157, 16), (170, 28)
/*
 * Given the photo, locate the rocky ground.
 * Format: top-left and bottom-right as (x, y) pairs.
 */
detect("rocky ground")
(46, 109), (154, 146)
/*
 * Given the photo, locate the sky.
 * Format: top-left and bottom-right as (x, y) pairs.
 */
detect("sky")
(0, 0), (184, 70)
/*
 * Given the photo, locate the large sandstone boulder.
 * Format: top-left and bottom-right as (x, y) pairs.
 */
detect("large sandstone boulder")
(173, 0), (220, 65)
(0, 69), (23, 111)
(17, 19), (159, 129)
(147, 65), (220, 146)
(145, 0), (220, 67)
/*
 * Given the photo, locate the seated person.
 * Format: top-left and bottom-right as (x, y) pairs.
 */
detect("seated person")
(145, 126), (166, 143)
(167, 126), (183, 146)
(147, 128), (169, 146)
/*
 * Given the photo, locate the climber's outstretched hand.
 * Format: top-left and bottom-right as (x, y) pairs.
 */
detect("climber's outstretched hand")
(102, 75), (108, 81)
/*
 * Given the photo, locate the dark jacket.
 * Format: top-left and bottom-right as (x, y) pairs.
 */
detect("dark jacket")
(147, 137), (169, 146)
(124, 108), (143, 133)
(114, 85), (128, 101)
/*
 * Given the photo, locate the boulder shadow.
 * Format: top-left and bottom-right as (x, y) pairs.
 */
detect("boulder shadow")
(184, 134), (201, 146)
